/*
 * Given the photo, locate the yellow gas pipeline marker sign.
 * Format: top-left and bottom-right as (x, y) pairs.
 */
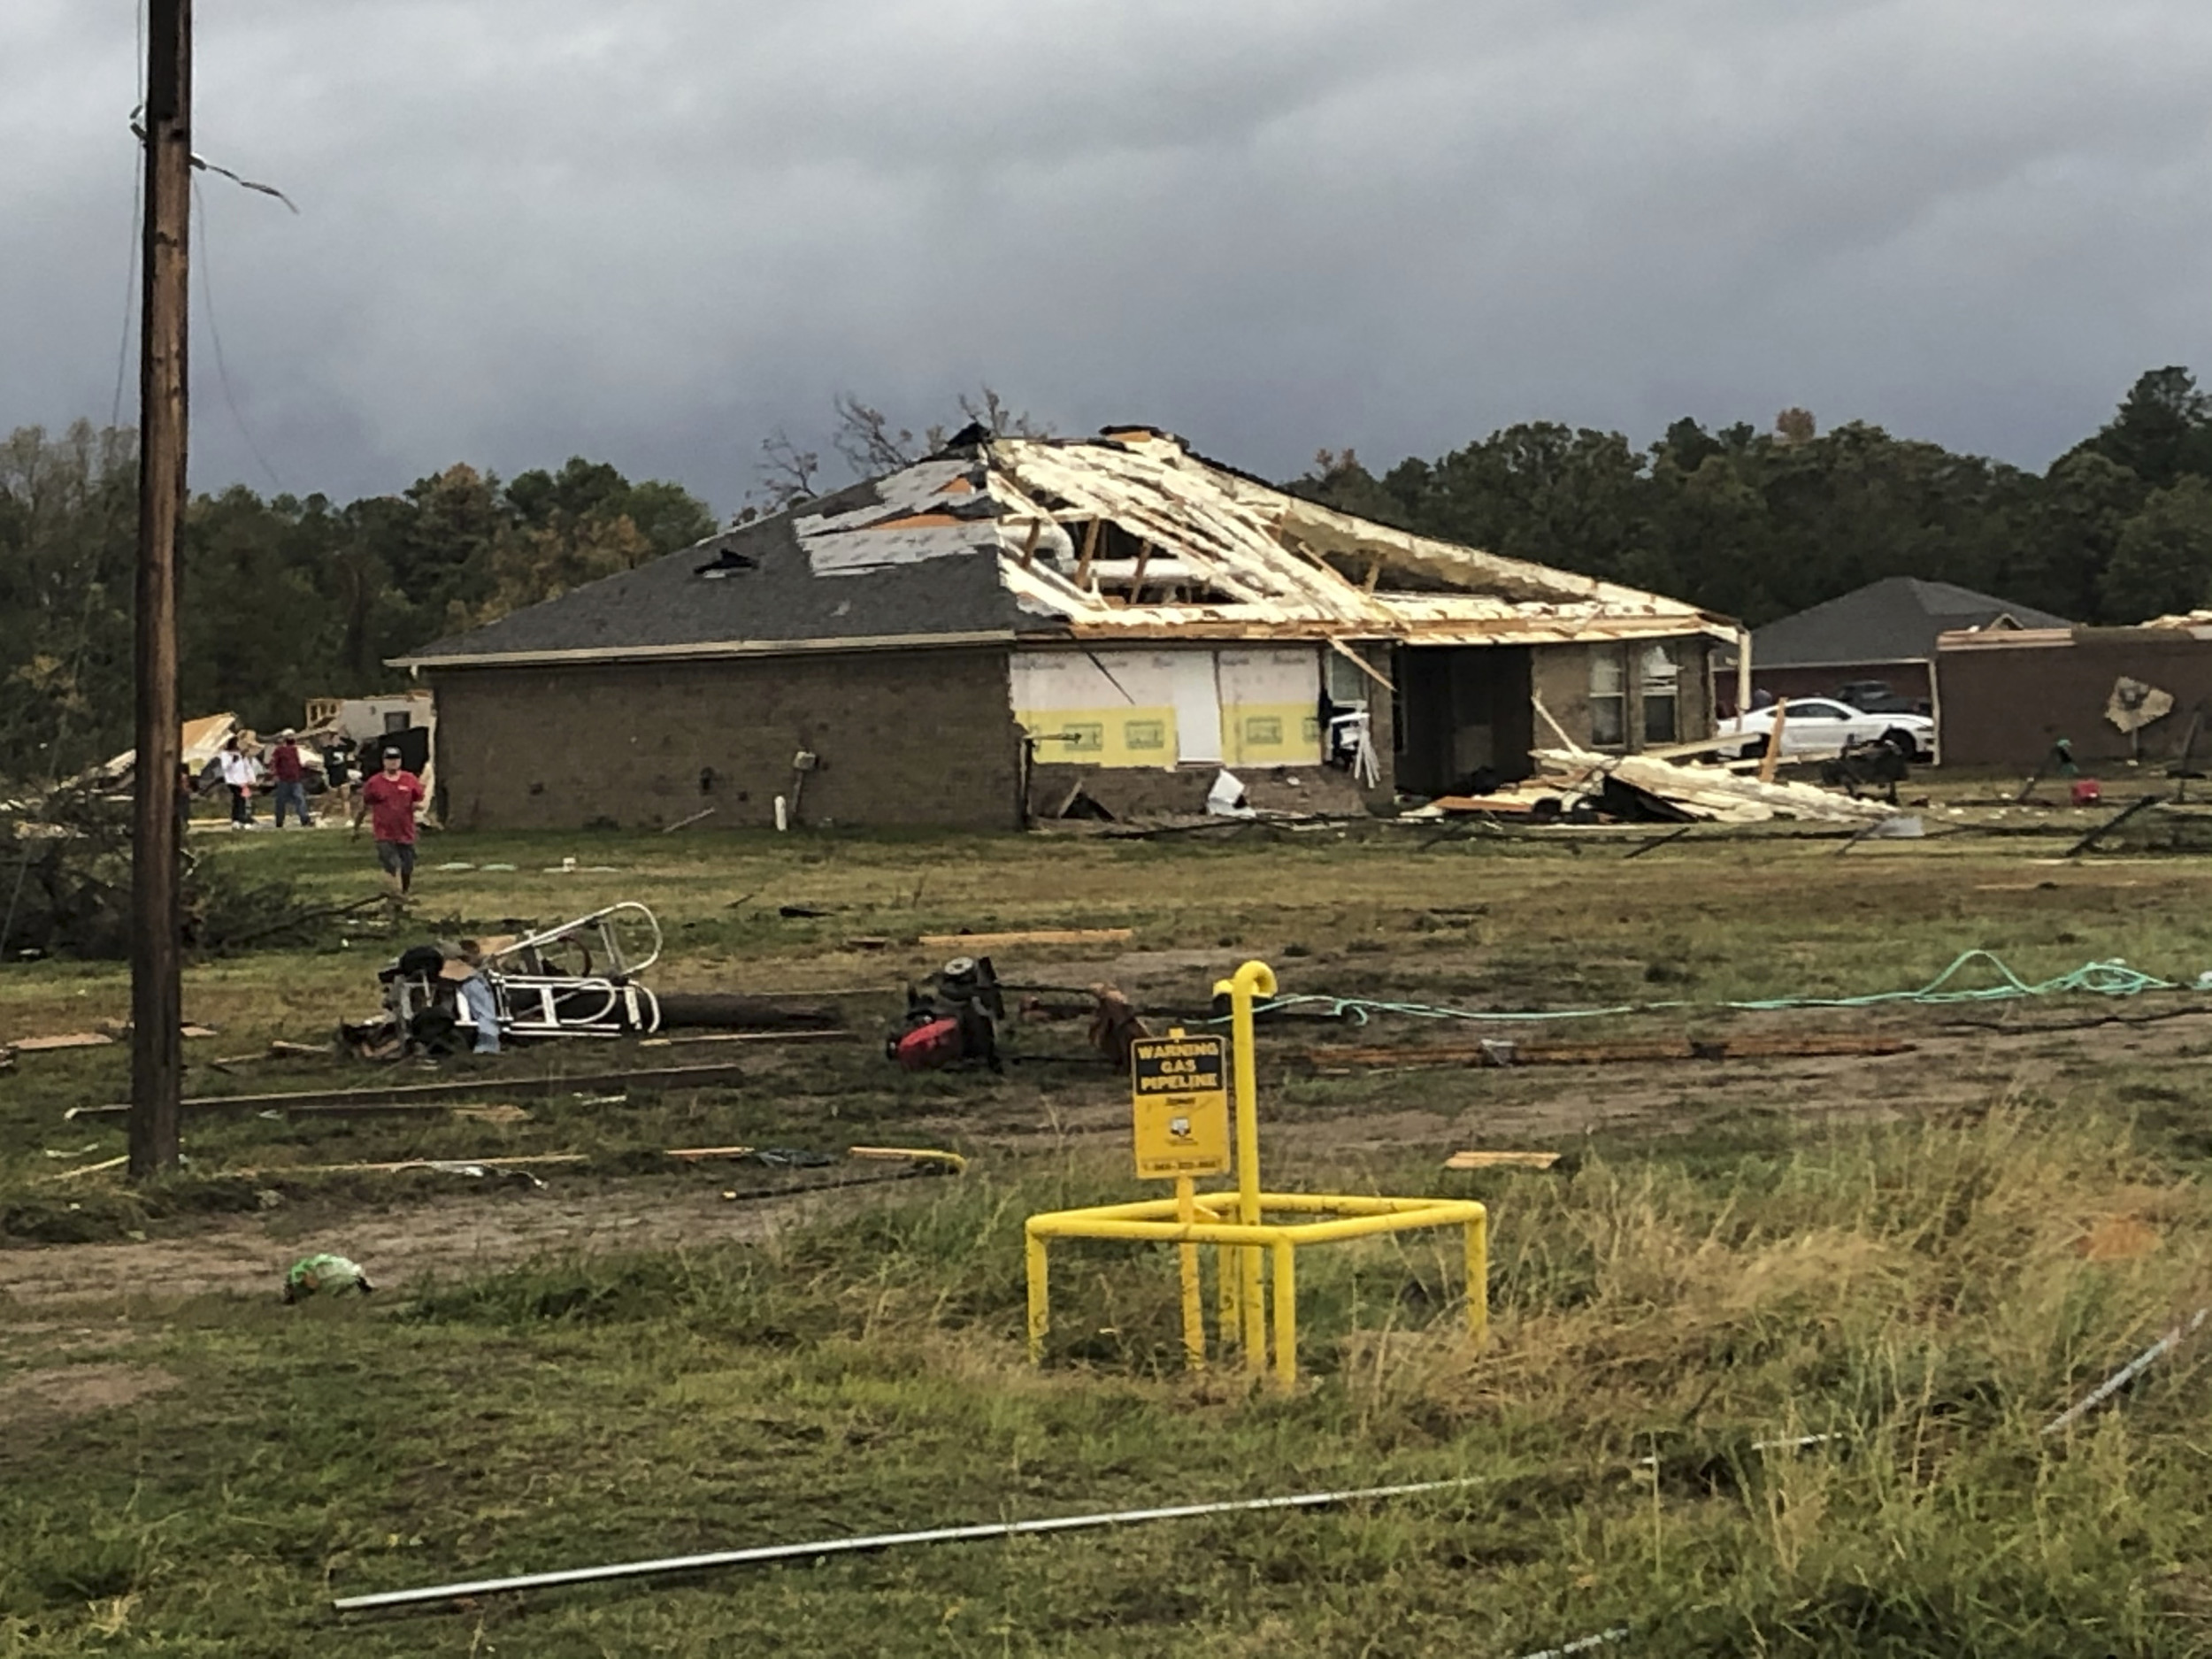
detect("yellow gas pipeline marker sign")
(1027, 962), (1489, 1391)
(1130, 1031), (1230, 1179)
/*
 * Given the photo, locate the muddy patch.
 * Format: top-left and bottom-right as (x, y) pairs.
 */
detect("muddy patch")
(0, 1361), (180, 1424)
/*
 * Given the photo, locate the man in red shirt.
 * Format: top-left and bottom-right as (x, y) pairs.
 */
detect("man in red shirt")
(352, 747), (426, 895)
(268, 728), (313, 828)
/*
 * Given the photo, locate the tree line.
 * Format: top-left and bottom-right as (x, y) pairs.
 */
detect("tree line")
(0, 432), (715, 784)
(6, 366), (2212, 785)
(1289, 367), (2212, 637)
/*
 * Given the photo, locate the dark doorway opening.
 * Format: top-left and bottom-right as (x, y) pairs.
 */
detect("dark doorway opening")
(1394, 646), (1535, 796)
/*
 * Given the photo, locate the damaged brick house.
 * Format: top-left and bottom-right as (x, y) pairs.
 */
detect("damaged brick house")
(394, 428), (1737, 830)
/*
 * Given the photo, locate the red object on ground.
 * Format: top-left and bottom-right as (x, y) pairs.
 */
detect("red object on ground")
(2071, 779), (2102, 806)
(892, 1017), (966, 1071)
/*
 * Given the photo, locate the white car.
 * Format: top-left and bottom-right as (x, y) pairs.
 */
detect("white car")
(1716, 697), (1935, 762)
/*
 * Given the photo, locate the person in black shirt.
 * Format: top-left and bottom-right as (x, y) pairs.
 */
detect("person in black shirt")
(321, 739), (357, 819)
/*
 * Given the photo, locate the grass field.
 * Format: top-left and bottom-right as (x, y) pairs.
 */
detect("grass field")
(6, 800), (2212, 1655)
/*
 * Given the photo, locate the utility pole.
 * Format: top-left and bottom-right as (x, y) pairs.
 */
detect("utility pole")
(129, 0), (191, 1180)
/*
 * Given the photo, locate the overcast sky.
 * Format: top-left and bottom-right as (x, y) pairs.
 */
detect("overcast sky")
(7, 0), (2212, 513)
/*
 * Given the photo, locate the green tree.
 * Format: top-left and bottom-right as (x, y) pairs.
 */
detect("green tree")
(2005, 451), (2144, 623)
(2082, 367), (2212, 488)
(2101, 476), (2212, 624)
(0, 422), (136, 780)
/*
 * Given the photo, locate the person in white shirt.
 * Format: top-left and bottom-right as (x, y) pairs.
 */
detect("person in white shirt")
(218, 736), (258, 827)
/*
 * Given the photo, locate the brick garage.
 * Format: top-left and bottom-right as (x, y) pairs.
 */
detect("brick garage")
(431, 647), (1024, 831)
(1939, 629), (2212, 769)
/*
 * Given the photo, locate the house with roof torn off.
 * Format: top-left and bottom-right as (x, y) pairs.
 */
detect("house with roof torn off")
(393, 426), (1740, 829)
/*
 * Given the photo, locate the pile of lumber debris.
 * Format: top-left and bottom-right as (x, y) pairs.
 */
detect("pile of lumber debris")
(1530, 749), (1897, 825)
(1409, 724), (1899, 827)
(1403, 692), (1906, 828)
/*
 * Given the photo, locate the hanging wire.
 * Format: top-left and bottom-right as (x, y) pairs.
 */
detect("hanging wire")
(192, 175), (285, 492)
(107, 0), (150, 430)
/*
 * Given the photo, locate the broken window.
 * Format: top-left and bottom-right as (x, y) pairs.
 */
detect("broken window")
(1640, 644), (1680, 745)
(1589, 649), (1626, 748)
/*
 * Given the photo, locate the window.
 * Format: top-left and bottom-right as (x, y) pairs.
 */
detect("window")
(1123, 719), (1166, 751)
(1589, 650), (1625, 747)
(1640, 645), (1679, 745)
(1325, 649), (1371, 706)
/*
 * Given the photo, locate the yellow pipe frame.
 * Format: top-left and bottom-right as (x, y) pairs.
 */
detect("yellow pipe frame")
(1024, 957), (1490, 1393)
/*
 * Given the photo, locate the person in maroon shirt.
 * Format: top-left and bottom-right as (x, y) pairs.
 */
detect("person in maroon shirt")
(351, 747), (426, 895)
(268, 728), (313, 828)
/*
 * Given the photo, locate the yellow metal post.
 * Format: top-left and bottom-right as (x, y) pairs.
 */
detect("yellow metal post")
(1175, 1175), (1206, 1370)
(1217, 1240), (1240, 1354)
(1222, 959), (1277, 1372)
(1023, 952), (1492, 1386)
(1025, 1229), (1050, 1363)
(1464, 1211), (1488, 1348)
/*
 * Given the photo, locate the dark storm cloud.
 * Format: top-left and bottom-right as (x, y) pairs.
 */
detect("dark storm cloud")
(5, 0), (2211, 511)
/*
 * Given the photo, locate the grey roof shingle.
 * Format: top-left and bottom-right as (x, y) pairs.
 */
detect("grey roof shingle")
(1749, 578), (2075, 668)
(396, 492), (1050, 664)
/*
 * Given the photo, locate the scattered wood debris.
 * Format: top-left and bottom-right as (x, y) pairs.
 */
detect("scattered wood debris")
(1408, 746), (1899, 829)
(450, 1103), (532, 1125)
(637, 1029), (854, 1049)
(1444, 1151), (1562, 1171)
(1532, 750), (1898, 826)
(46, 1155), (128, 1181)
(65, 1055), (833, 1121)
(233, 1153), (586, 1179)
(918, 928), (1133, 950)
(14, 1025), (217, 1053)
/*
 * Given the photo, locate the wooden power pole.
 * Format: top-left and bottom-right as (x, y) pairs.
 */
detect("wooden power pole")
(129, 0), (191, 1180)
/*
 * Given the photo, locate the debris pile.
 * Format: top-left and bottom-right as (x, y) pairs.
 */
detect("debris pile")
(346, 902), (842, 1058)
(1411, 747), (1899, 826)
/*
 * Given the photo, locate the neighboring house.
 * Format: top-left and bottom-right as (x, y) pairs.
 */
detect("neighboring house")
(1939, 615), (2212, 768)
(1720, 578), (2073, 714)
(392, 427), (1737, 830)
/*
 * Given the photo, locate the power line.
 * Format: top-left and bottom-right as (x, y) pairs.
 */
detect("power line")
(107, 0), (149, 431)
(192, 175), (283, 492)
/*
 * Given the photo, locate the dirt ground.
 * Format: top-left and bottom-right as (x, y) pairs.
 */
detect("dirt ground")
(0, 1179), (880, 1308)
(10, 1001), (2191, 1315)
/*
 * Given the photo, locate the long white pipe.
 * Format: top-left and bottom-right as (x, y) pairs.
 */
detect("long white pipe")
(332, 1476), (1484, 1614)
(2044, 1307), (2208, 1435)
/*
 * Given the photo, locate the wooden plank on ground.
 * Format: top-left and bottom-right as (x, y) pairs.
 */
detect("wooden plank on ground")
(1443, 1151), (1562, 1171)
(917, 928), (1133, 949)
(65, 1056), (820, 1121)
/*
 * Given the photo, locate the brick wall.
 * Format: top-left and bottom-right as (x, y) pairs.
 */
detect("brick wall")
(430, 647), (1024, 831)
(1532, 638), (1714, 752)
(1939, 631), (2212, 768)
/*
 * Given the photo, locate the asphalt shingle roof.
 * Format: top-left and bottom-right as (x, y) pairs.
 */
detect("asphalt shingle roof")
(397, 496), (1044, 664)
(1750, 578), (2075, 668)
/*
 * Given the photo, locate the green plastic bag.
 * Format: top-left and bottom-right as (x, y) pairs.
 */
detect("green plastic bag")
(284, 1253), (375, 1302)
